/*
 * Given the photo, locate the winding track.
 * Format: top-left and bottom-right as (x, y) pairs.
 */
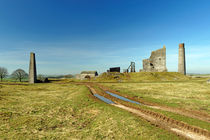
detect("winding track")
(97, 84), (210, 123)
(85, 83), (210, 140)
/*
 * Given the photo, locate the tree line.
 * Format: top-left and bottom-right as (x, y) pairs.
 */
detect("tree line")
(0, 67), (28, 82)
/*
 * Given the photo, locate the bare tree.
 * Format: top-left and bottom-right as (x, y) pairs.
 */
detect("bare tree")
(37, 74), (46, 82)
(11, 69), (28, 82)
(0, 67), (8, 81)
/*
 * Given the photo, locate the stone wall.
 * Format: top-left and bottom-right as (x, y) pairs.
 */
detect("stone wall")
(141, 46), (167, 72)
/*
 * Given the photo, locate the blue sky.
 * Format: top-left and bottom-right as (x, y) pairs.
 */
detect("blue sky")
(0, 0), (210, 74)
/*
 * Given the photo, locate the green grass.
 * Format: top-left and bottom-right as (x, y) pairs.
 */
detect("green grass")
(0, 82), (180, 139)
(156, 109), (210, 131)
(102, 80), (210, 115)
(95, 84), (210, 132)
(0, 78), (28, 82)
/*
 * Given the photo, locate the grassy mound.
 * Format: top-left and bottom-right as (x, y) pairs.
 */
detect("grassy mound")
(95, 72), (190, 82)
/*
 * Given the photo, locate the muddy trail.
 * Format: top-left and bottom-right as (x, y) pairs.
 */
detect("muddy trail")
(85, 83), (210, 140)
(95, 84), (210, 123)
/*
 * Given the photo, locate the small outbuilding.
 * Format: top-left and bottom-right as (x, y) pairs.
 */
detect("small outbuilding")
(109, 67), (120, 72)
(76, 71), (98, 80)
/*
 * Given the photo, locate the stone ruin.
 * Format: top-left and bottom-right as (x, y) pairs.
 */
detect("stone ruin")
(141, 46), (167, 72)
(27, 44), (186, 83)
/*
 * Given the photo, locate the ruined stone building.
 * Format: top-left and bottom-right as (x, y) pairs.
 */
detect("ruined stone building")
(141, 46), (167, 72)
(76, 71), (98, 80)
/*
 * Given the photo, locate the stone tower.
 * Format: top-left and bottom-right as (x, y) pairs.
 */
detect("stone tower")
(29, 52), (37, 83)
(178, 43), (186, 75)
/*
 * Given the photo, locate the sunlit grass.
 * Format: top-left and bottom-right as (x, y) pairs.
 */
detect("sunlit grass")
(102, 80), (210, 114)
(0, 82), (180, 139)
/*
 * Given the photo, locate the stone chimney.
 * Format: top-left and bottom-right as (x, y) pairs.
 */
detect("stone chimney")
(178, 43), (186, 75)
(29, 52), (37, 83)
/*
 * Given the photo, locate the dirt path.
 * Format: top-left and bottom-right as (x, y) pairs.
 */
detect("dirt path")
(96, 84), (210, 123)
(85, 83), (210, 140)
(113, 104), (208, 140)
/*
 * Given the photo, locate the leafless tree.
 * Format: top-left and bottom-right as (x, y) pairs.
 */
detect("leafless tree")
(37, 74), (44, 80)
(0, 67), (8, 81)
(11, 69), (28, 82)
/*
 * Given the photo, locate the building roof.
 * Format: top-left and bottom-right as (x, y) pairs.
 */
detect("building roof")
(81, 71), (97, 74)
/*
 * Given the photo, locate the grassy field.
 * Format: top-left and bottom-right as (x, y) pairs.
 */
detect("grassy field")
(0, 82), (180, 139)
(101, 80), (210, 115)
